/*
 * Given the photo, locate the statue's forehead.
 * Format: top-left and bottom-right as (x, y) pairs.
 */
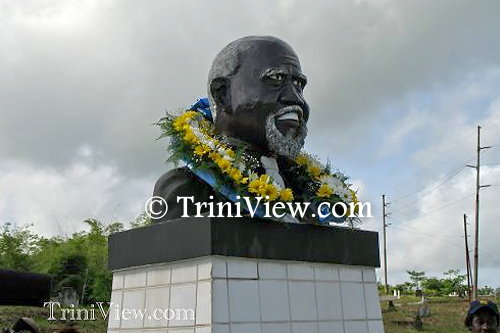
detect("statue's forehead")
(240, 41), (302, 72)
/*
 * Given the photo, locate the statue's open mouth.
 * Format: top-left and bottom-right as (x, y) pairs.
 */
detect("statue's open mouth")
(274, 105), (303, 137)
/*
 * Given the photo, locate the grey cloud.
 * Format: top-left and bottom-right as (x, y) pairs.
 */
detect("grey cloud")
(2, 1), (500, 177)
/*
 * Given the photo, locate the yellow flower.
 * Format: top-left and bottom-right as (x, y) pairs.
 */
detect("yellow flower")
(228, 168), (243, 182)
(248, 179), (262, 194)
(194, 145), (210, 157)
(183, 111), (197, 120)
(348, 189), (359, 215)
(183, 131), (198, 144)
(247, 174), (278, 200)
(279, 188), (294, 202)
(177, 111), (196, 123)
(258, 174), (270, 183)
(216, 157), (231, 173)
(295, 154), (309, 166)
(199, 121), (213, 135)
(225, 149), (236, 158)
(209, 152), (222, 162)
(260, 183), (278, 201)
(173, 112), (196, 131)
(316, 184), (333, 198)
(307, 165), (322, 179)
(240, 177), (249, 184)
(350, 189), (358, 203)
(180, 123), (190, 132)
(172, 118), (188, 132)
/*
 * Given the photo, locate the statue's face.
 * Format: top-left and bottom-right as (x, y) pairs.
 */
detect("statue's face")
(217, 40), (309, 158)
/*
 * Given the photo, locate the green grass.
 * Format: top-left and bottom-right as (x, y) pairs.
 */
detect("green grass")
(382, 296), (497, 333)
(1, 297), (496, 333)
(0, 306), (107, 333)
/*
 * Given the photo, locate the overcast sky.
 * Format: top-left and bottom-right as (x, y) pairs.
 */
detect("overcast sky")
(1, 0), (500, 287)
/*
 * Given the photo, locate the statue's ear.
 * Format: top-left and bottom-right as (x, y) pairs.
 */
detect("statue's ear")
(210, 77), (232, 114)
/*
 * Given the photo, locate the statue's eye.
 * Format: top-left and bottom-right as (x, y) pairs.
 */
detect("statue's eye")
(268, 73), (285, 82)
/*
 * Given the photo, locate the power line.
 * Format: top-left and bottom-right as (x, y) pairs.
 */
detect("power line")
(388, 224), (463, 249)
(391, 192), (475, 223)
(392, 127), (477, 189)
(477, 242), (500, 266)
(392, 180), (499, 220)
(390, 206), (414, 218)
(409, 193), (475, 222)
(392, 156), (474, 208)
(387, 214), (500, 278)
(393, 169), (467, 213)
(389, 216), (463, 239)
(392, 159), (468, 203)
(388, 218), (500, 262)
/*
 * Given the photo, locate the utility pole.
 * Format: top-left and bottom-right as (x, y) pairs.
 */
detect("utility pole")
(463, 214), (472, 302)
(382, 194), (390, 295)
(466, 125), (491, 300)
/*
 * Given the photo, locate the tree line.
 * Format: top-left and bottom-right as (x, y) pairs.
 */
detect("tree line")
(387, 269), (497, 297)
(0, 215), (151, 304)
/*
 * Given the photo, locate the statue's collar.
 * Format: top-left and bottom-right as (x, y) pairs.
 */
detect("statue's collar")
(260, 155), (285, 188)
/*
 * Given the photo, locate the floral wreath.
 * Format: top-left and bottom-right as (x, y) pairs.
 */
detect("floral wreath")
(157, 98), (360, 225)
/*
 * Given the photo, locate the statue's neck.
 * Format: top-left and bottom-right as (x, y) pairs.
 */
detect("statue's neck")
(221, 136), (275, 158)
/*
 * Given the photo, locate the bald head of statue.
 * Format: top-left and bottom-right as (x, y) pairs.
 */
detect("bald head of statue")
(207, 36), (309, 159)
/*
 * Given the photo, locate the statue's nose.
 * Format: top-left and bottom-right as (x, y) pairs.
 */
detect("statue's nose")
(279, 82), (302, 104)
(279, 82), (308, 121)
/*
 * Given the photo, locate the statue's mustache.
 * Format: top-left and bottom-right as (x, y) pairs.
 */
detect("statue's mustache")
(273, 105), (304, 121)
(265, 111), (307, 159)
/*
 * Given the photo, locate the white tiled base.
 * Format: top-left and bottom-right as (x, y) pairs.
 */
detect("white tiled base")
(107, 256), (384, 333)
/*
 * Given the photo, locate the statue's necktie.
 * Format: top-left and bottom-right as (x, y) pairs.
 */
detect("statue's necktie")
(260, 155), (285, 188)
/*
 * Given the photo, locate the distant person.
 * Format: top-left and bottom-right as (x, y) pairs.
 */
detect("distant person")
(465, 300), (500, 333)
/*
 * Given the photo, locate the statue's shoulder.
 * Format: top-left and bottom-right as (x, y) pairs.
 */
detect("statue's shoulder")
(154, 167), (203, 194)
(152, 167), (216, 221)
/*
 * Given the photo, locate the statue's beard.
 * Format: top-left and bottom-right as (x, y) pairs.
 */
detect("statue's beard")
(265, 114), (307, 159)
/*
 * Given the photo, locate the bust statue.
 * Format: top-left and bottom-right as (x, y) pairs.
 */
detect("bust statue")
(208, 36), (309, 159)
(153, 36), (313, 222)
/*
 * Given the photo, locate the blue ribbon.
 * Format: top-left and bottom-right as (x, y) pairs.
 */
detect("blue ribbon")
(186, 164), (267, 218)
(188, 98), (213, 122)
(312, 201), (346, 224)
